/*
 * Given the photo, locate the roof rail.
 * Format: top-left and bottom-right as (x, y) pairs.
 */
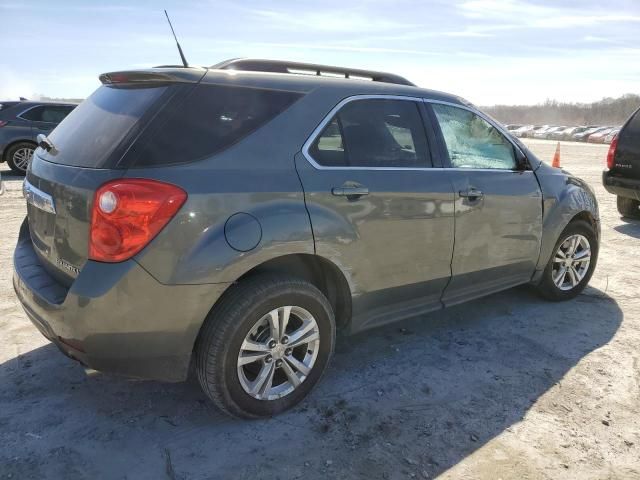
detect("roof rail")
(210, 58), (416, 86)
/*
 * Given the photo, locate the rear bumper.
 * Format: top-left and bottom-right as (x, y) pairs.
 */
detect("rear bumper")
(13, 218), (230, 382)
(602, 171), (640, 200)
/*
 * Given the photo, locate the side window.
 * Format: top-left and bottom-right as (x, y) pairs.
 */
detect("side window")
(20, 106), (44, 121)
(432, 104), (516, 170)
(129, 84), (303, 167)
(310, 99), (430, 168)
(41, 106), (73, 124)
(309, 117), (346, 166)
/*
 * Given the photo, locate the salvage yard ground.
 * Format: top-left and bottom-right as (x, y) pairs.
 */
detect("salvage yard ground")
(0, 139), (638, 479)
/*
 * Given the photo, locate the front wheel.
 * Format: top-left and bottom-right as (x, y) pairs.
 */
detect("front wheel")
(535, 220), (598, 301)
(195, 275), (335, 418)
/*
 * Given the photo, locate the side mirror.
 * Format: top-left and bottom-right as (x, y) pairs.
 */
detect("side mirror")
(515, 148), (530, 170)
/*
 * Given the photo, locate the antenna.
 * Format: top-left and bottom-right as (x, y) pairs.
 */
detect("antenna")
(164, 10), (189, 68)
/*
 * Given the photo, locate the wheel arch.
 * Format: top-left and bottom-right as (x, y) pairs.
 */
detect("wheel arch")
(232, 253), (353, 330)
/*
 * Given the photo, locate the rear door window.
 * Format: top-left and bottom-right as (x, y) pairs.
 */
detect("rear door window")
(20, 106), (45, 121)
(40, 106), (75, 123)
(310, 99), (430, 168)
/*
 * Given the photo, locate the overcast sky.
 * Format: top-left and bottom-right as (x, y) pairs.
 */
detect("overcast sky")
(1, 0), (639, 105)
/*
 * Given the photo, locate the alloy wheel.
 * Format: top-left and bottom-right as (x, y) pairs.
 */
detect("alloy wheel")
(552, 234), (591, 291)
(237, 306), (320, 400)
(13, 147), (34, 172)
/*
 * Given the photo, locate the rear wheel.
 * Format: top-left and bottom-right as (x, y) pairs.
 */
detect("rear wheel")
(6, 142), (35, 175)
(535, 220), (598, 301)
(195, 275), (335, 418)
(617, 196), (640, 219)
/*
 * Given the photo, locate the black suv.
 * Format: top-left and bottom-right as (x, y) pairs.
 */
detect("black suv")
(0, 100), (77, 174)
(603, 106), (640, 218)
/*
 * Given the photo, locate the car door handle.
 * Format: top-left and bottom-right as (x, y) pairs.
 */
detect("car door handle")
(459, 188), (483, 199)
(332, 186), (369, 198)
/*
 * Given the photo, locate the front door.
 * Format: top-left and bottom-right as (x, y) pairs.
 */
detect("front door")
(427, 102), (543, 306)
(296, 97), (455, 331)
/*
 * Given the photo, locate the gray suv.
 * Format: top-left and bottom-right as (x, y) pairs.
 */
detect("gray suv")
(13, 59), (600, 418)
(0, 100), (76, 174)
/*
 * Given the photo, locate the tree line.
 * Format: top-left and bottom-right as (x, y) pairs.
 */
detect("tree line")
(483, 94), (640, 126)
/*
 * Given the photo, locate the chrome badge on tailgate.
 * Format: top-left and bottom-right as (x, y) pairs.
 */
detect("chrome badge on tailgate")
(23, 179), (56, 214)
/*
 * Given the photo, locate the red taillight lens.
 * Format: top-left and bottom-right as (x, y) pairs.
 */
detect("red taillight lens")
(606, 135), (618, 170)
(0, 120), (8, 128)
(89, 179), (187, 262)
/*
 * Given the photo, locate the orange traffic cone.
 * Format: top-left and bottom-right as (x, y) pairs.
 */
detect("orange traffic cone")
(552, 142), (561, 168)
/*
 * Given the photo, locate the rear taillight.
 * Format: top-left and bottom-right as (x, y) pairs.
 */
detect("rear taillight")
(606, 135), (618, 170)
(0, 120), (7, 128)
(89, 178), (187, 262)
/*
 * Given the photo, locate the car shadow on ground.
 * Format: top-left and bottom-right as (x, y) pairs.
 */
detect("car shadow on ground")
(0, 285), (622, 479)
(614, 218), (640, 239)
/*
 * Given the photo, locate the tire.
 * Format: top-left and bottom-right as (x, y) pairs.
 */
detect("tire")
(195, 275), (336, 418)
(535, 220), (598, 301)
(5, 142), (35, 175)
(617, 196), (640, 219)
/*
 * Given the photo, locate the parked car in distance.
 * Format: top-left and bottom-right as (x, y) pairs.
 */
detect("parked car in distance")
(603, 107), (640, 218)
(573, 126), (606, 142)
(505, 124), (523, 131)
(588, 127), (616, 143)
(604, 128), (621, 144)
(534, 126), (565, 139)
(512, 124), (536, 137)
(13, 59), (601, 418)
(550, 126), (584, 141)
(0, 100), (77, 174)
(525, 125), (547, 138)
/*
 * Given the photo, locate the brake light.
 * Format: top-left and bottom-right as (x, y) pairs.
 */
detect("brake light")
(0, 120), (7, 127)
(89, 179), (187, 262)
(606, 135), (618, 170)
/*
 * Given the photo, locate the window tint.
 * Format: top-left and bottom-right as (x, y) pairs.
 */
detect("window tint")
(41, 85), (168, 168)
(309, 117), (346, 166)
(40, 106), (74, 123)
(20, 106), (45, 121)
(0, 102), (18, 111)
(432, 104), (516, 170)
(311, 99), (430, 168)
(128, 84), (303, 167)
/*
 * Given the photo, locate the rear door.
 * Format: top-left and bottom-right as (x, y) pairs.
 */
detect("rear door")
(296, 96), (455, 331)
(427, 101), (543, 306)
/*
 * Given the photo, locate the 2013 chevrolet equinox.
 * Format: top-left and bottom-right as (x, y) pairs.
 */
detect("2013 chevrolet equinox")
(13, 59), (600, 418)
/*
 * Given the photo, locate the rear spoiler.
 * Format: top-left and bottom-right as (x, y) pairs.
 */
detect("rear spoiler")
(211, 58), (416, 87)
(99, 68), (206, 85)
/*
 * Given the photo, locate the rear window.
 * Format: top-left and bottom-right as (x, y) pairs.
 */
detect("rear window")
(40, 85), (168, 168)
(124, 84), (303, 167)
(0, 102), (18, 111)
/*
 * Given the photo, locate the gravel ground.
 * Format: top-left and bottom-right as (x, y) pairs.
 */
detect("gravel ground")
(0, 139), (638, 479)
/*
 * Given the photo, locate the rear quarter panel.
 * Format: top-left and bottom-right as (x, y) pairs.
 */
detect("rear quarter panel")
(131, 89), (337, 285)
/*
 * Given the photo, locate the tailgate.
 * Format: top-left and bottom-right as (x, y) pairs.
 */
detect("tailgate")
(26, 156), (123, 286)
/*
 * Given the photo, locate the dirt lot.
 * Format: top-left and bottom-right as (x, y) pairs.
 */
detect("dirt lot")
(0, 139), (638, 479)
